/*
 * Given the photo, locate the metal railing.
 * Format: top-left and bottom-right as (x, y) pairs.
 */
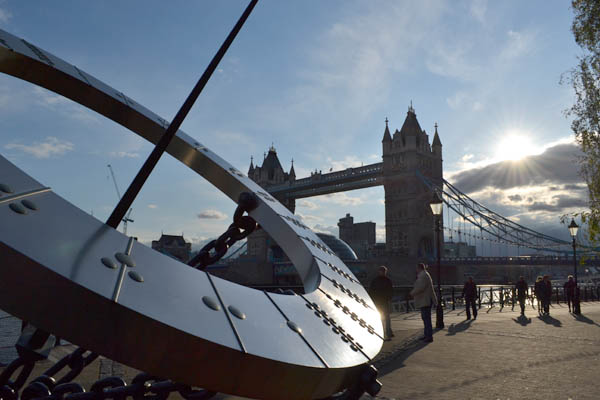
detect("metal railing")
(390, 284), (600, 313)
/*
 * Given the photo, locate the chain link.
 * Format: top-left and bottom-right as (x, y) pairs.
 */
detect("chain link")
(188, 192), (259, 270)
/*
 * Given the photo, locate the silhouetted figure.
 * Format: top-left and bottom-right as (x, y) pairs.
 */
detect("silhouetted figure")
(410, 263), (437, 343)
(564, 275), (576, 313)
(534, 276), (544, 315)
(369, 266), (394, 340)
(542, 275), (552, 315)
(515, 276), (528, 316)
(462, 277), (478, 320)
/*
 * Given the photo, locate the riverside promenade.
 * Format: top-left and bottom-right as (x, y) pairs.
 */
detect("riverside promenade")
(366, 301), (600, 400)
(2, 302), (600, 399)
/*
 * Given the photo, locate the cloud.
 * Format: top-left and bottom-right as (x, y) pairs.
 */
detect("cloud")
(5, 136), (74, 158)
(312, 224), (338, 236)
(500, 30), (536, 61)
(109, 151), (140, 158)
(197, 210), (227, 220)
(470, 0), (487, 23)
(0, 7), (11, 24)
(317, 192), (364, 206)
(148, 204), (158, 209)
(527, 195), (588, 212)
(508, 194), (522, 202)
(298, 200), (318, 210)
(32, 87), (98, 124)
(297, 212), (321, 223)
(449, 143), (583, 193)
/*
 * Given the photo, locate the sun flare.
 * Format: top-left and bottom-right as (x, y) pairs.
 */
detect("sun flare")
(494, 133), (541, 162)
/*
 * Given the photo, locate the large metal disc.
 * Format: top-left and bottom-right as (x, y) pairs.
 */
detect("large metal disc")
(0, 28), (383, 399)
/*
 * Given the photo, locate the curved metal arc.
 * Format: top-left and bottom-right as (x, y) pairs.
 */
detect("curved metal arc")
(0, 28), (383, 399)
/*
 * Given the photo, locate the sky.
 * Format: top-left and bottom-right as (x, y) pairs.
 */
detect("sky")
(0, 1), (589, 251)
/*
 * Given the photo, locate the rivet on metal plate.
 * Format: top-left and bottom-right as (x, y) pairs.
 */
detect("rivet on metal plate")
(101, 257), (118, 269)
(9, 202), (27, 214)
(202, 296), (221, 311)
(21, 199), (38, 210)
(128, 271), (144, 282)
(115, 252), (136, 267)
(228, 305), (246, 320)
(287, 321), (301, 334)
(0, 183), (13, 193)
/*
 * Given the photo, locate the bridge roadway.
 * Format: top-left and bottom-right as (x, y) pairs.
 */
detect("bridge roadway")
(267, 162), (383, 199)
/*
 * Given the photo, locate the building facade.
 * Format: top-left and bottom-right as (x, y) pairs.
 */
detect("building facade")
(338, 213), (376, 259)
(151, 234), (192, 263)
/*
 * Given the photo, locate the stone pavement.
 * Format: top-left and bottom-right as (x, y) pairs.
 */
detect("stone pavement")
(366, 301), (600, 400)
(3, 302), (600, 399)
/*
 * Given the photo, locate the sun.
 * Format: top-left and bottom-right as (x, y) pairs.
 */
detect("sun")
(494, 132), (541, 162)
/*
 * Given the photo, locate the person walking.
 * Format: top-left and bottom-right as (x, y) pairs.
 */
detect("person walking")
(564, 275), (576, 313)
(410, 263), (437, 343)
(534, 276), (544, 316)
(542, 275), (552, 315)
(515, 276), (528, 316)
(369, 266), (394, 340)
(462, 276), (478, 320)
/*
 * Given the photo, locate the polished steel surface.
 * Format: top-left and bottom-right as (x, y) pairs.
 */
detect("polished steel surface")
(0, 27), (383, 399)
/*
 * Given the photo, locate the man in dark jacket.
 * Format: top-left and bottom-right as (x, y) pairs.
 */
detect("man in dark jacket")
(462, 277), (478, 320)
(564, 275), (576, 313)
(515, 276), (528, 316)
(369, 266), (394, 340)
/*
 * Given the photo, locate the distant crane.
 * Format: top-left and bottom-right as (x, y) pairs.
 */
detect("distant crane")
(107, 164), (134, 235)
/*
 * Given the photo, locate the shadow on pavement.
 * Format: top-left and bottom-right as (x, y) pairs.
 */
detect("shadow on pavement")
(538, 314), (562, 327)
(512, 315), (532, 326)
(378, 337), (433, 378)
(446, 320), (473, 336)
(573, 313), (600, 327)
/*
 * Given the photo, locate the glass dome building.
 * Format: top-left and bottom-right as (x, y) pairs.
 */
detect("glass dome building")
(315, 233), (358, 261)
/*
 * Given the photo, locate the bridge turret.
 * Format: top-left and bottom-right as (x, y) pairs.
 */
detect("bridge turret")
(289, 159), (296, 182)
(382, 103), (443, 262)
(432, 123), (442, 156)
(382, 117), (392, 155)
(248, 156), (255, 177)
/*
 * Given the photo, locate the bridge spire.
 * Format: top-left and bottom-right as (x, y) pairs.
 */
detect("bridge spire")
(248, 155), (255, 175)
(433, 122), (442, 148)
(382, 117), (392, 143)
(289, 158), (295, 178)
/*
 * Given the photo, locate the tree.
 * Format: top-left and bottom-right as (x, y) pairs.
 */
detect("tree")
(564, 0), (600, 243)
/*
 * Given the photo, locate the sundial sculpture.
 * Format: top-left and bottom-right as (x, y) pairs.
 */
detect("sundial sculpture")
(0, 2), (383, 399)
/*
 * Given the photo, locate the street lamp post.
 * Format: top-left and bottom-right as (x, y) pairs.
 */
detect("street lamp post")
(568, 218), (581, 315)
(430, 192), (444, 329)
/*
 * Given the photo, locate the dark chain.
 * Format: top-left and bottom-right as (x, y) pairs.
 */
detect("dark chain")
(188, 192), (258, 270)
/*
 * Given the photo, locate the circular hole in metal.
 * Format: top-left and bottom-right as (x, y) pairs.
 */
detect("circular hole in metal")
(9, 202), (27, 215)
(202, 296), (221, 311)
(227, 305), (246, 320)
(0, 183), (13, 193)
(101, 257), (117, 269)
(128, 271), (144, 283)
(115, 252), (136, 267)
(21, 199), (38, 211)
(287, 321), (301, 334)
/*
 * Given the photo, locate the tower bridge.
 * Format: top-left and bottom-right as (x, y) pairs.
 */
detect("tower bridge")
(249, 105), (443, 260)
(246, 106), (595, 279)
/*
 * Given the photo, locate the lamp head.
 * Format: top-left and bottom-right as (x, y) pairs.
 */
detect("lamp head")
(568, 218), (579, 238)
(430, 191), (443, 216)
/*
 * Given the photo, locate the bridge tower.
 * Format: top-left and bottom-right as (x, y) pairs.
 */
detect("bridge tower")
(247, 145), (295, 261)
(382, 105), (443, 259)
